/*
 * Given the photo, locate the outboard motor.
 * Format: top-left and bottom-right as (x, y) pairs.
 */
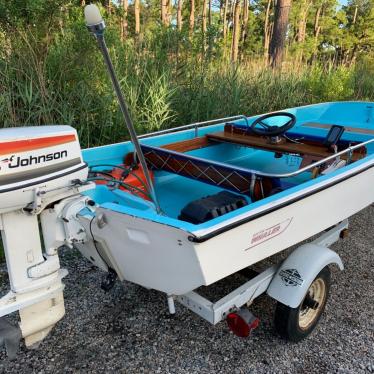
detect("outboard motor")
(0, 125), (92, 354)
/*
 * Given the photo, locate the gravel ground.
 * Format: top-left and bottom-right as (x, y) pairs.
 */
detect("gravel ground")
(0, 206), (373, 373)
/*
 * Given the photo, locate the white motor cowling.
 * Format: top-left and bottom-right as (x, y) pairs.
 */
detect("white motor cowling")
(0, 125), (88, 214)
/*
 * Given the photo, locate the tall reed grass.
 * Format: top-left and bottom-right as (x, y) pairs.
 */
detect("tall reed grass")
(0, 28), (373, 149)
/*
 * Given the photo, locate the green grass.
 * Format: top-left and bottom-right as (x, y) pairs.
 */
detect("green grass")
(0, 28), (373, 149)
(1, 59), (373, 149)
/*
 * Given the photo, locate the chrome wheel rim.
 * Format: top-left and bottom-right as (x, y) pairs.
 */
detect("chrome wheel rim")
(298, 278), (326, 330)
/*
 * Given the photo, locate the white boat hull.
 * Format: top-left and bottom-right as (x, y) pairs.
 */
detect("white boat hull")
(81, 161), (374, 295)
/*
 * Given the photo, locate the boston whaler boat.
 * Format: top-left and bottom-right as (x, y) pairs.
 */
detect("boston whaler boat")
(0, 5), (373, 356)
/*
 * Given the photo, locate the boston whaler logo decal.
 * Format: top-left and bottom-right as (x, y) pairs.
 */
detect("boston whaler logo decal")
(279, 269), (304, 287)
(0, 151), (68, 170)
(247, 218), (293, 249)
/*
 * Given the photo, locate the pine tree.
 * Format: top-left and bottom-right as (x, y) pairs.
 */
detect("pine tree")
(269, 0), (292, 68)
(231, 0), (241, 62)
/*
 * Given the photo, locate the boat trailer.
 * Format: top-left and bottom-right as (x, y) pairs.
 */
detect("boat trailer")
(0, 178), (347, 356)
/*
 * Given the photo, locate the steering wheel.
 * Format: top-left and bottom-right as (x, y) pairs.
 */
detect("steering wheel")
(250, 112), (296, 137)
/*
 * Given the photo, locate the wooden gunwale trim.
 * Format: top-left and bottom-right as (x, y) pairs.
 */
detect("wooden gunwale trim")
(124, 136), (211, 165)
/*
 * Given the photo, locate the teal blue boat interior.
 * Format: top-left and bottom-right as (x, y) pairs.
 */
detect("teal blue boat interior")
(82, 101), (374, 235)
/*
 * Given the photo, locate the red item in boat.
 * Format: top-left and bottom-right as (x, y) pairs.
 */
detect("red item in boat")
(94, 165), (153, 201)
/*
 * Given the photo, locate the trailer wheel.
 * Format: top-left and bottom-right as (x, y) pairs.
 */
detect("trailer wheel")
(274, 266), (331, 342)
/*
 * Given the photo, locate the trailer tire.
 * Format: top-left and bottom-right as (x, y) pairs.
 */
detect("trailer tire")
(274, 266), (331, 342)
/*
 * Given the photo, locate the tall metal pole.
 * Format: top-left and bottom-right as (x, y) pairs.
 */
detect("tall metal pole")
(84, 5), (161, 213)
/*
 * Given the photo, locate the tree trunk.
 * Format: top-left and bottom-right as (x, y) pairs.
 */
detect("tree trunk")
(202, 0), (207, 34)
(297, 0), (311, 43)
(134, 0), (140, 35)
(120, 0), (128, 41)
(222, 0), (228, 41)
(161, 0), (167, 25)
(314, 5), (322, 37)
(107, 0), (112, 14)
(231, 0), (241, 62)
(201, 0), (208, 54)
(264, 0), (272, 57)
(208, 0), (212, 28)
(220, 0), (224, 21)
(230, 0), (236, 24)
(349, 44), (358, 66)
(311, 5), (322, 62)
(296, 0), (311, 64)
(167, 0), (172, 26)
(189, 0), (195, 36)
(177, 0), (183, 31)
(241, 0), (249, 47)
(352, 5), (358, 24)
(269, 0), (292, 69)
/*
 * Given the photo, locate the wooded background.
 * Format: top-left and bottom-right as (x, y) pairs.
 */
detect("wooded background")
(0, 0), (373, 147)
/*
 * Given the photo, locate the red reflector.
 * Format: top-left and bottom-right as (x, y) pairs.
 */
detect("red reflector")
(226, 310), (260, 338)
(227, 313), (250, 337)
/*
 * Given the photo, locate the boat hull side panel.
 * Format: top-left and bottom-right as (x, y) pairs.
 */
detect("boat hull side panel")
(195, 166), (374, 285)
(81, 166), (373, 294)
